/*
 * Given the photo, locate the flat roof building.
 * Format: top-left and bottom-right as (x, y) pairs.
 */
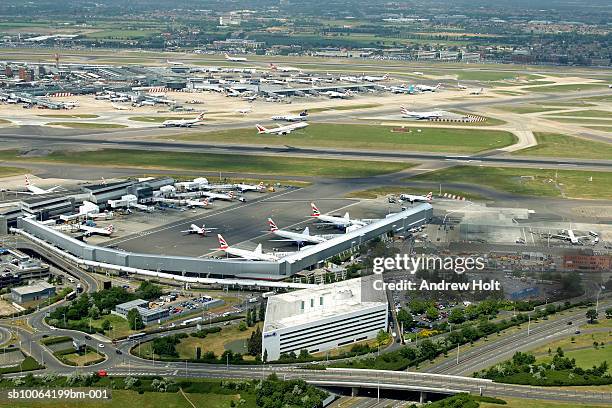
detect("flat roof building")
(262, 276), (388, 361)
(11, 281), (55, 304)
(114, 298), (170, 325)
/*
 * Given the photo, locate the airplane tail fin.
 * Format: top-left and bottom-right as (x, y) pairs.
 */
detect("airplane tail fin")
(303, 226), (310, 236)
(217, 234), (229, 250)
(343, 212), (350, 220)
(106, 225), (114, 234)
(300, 110), (308, 117)
(196, 112), (205, 121)
(426, 192), (433, 201)
(203, 198), (209, 206)
(269, 63), (277, 70)
(268, 218), (278, 231)
(255, 124), (268, 134)
(25, 175), (31, 187)
(310, 202), (320, 217)
(228, 191), (235, 199)
(254, 243), (263, 254)
(257, 181), (264, 190)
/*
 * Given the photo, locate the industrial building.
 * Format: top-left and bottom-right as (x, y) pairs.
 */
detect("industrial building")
(10, 281), (55, 304)
(262, 276), (388, 361)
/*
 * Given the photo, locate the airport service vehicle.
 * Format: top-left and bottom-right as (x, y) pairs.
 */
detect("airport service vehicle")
(267, 218), (327, 246)
(400, 192), (433, 203)
(161, 113), (205, 128)
(217, 234), (279, 261)
(79, 224), (114, 237)
(400, 106), (446, 120)
(255, 122), (308, 135)
(225, 53), (247, 62)
(310, 202), (366, 228)
(181, 224), (217, 236)
(271, 110), (308, 122)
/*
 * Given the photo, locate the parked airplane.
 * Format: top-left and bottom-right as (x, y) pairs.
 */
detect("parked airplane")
(415, 83), (442, 92)
(166, 60), (185, 66)
(269, 63), (300, 72)
(550, 229), (590, 245)
(340, 75), (360, 83)
(185, 198), (210, 208)
(255, 122), (308, 135)
(217, 234), (279, 261)
(470, 87), (485, 95)
(161, 113), (205, 128)
(400, 192), (433, 203)
(20, 175), (63, 195)
(234, 182), (265, 192)
(390, 85), (416, 94)
(322, 90), (353, 99)
(400, 106), (446, 120)
(225, 53), (248, 62)
(236, 107), (252, 115)
(457, 83), (468, 90)
(181, 224), (217, 236)
(202, 191), (245, 202)
(112, 103), (132, 111)
(271, 110), (308, 122)
(310, 202), (366, 228)
(267, 218), (327, 246)
(79, 224), (114, 237)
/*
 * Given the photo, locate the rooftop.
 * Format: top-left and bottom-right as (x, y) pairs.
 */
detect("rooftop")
(263, 276), (386, 332)
(11, 281), (54, 295)
(116, 299), (148, 310)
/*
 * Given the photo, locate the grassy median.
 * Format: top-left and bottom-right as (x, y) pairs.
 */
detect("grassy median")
(0, 149), (413, 178)
(161, 123), (516, 154)
(514, 133), (612, 160)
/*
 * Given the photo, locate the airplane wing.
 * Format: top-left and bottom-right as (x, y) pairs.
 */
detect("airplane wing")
(269, 239), (298, 242)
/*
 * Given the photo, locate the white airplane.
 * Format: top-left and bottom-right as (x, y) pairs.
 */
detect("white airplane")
(415, 83), (442, 92)
(236, 107), (252, 115)
(389, 85), (416, 94)
(202, 191), (242, 202)
(181, 223), (217, 236)
(217, 234), (279, 261)
(400, 192), (433, 203)
(271, 110), (308, 122)
(361, 74), (389, 82)
(166, 60), (185, 66)
(255, 122), (308, 135)
(79, 224), (114, 237)
(322, 90), (353, 99)
(19, 175), (63, 195)
(400, 106), (446, 120)
(470, 87), (485, 95)
(310, 202), (366, 228)
(340, 75), (360, 83)
(550, 229), (590, 245)
(457, 83), (468, 90)
(267, 218), (327, 246)
(112, 103), (132, 111)
(185, 198), (210, 208)
(161, 113), (205, 128)
(225, 53), (247, 62)
(269, 63), (300, 72)
(234, 182), (265, 192)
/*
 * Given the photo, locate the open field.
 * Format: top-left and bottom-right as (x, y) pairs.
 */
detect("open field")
(0, 149), (412, 178)
(176, 323), (262, 359)
(542, 117), (612, 125)
(129, 115), (200, 123)
(514, 133), (612, 160)
(585, 126), (612, 132)
(407, 166), (612, 200)
(0, 166), (29, 177)
(45, 122), (128, 129)
(292, 103), (381, 114)
(38, 114), (99, 119)
(549, 110), (612, 118)
(521, 83), (609, 92)
(480, 397), (612, 408)
(494, 106), (565, 114)
(0, 389), (246, 408)
(162, 124), (517, 153)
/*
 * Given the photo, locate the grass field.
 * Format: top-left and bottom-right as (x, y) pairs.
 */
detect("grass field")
(550, 110), (612, 118)
(0, 119), (11, 124)
(522, 83), (608, 92)
(495, 106), (568, 114)
(129, 116), (198, 123)
(38, 114), (99, 119)
(0, 389), (245, 408)
(480, 397), (611, 408)
(514, 132), (612, 160)
(84, 29), (160, 39)
(45, 122), (127, 129)
(164, 124), (516, 153)
(585, 126), (612, 132)
(407, 166), (612, 200)
(292, 103), (381, 114)
(542, 117), (612, 125)
(0, 166), (28, 178)
(176, 323), (262, 359)
(2, 149), (412, 178)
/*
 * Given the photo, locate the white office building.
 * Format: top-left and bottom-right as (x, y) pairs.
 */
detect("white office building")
(262, 276), (388, 361)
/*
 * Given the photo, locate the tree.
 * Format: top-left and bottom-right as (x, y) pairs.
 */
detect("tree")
(88, 304), (100, 320)
(263, 349), (268, 363)
(605, 308), (612, 319)
(425, 306), (439, 321)
(127, 308), (144, 330)
(448, 308), (465, 324)
(586, 309), (598, 324)
(259, 300), (266, 321)
(196, 347), (201, 360)
(376, 329), (390, 347)
(135, 281), (162, 300)
(101, 319), (111, 332)
(298, 349), (310, 360)
(408, 299), (428, 314)
(238, 321), (247, 331)
(417, 339), (438, 361)
(246, 309), (252, 327)
(397, 308), (414, 329)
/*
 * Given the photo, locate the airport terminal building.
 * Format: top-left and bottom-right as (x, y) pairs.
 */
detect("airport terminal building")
(262, 276), (388, 361)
